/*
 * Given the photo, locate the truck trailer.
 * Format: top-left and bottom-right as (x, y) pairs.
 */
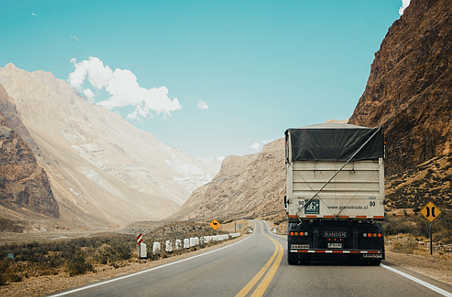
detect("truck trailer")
(284, 123), (385, 265)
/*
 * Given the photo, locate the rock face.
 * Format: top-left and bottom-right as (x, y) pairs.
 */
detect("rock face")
(0, 84), (58, 218)
(0, 64), (220, 228)
(385, 153), (452, 212)
(349, 0), (452, 175)
(174, 138), (285, 221)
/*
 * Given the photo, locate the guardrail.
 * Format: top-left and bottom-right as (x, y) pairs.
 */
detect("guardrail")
(138, 233), (242, 258)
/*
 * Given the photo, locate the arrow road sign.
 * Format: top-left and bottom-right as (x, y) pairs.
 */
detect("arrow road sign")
(420, 201), (442, 223)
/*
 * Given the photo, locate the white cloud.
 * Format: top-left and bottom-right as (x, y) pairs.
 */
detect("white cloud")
(197, 100), (209, 110)
(399, 0), (411, 15)
(83, 88), (95, 102)
(32, 13), (36, 16)
(250, 139), (274, 151)
(70, 35), (80, 42)
(68, 57), (181, 118)
(126, 106), (147, 122)
(250, 142), (260, 150)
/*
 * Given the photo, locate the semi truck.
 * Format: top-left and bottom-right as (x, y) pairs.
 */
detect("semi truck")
(284, 123), (385, 265)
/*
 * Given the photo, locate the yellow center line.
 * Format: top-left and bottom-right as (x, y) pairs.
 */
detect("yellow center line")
(235, 221), (284, 297)
(251, 229), (284, 297)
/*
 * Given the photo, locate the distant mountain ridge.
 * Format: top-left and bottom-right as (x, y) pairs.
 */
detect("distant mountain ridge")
(173, 138), (285, 221)
(0, 64), (220, 229)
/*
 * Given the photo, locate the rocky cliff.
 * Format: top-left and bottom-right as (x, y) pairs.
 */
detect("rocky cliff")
(348, 0), (452, 175)
(173, 138), (285, 221)
(0, 84), (59, 218)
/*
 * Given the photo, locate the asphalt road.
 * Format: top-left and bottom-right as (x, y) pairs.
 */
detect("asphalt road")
(49, 221), (452, 297)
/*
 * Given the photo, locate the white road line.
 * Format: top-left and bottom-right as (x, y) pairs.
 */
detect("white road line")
(49, 230), (255, 297)
(381, 264), (452, 297)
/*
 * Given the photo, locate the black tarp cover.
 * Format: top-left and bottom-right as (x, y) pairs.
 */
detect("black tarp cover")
(285, 123), (384, 161)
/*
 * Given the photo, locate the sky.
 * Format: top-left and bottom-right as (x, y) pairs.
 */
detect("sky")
(0, 0), (409, 159)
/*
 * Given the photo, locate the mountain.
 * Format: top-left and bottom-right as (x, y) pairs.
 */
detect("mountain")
(0, 64), (220, 228)
(0, 84), (58, 219)
(176, 0), (452, 221)
(173, 138), (285, 221)
(348, 0), (452, 175)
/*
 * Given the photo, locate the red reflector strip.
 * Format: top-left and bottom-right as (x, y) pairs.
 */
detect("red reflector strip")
(290, 215), (384, 219)
(293, 250), (381, 254)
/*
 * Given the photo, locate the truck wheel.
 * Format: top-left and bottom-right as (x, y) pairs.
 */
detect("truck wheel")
(287, 252), (298, 265)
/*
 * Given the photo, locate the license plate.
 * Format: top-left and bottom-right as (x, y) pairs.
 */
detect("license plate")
(324, 231), (347, 238)
(327, 243), (342, 249)
(291, 244), (309, 250)
(362, 253), (382, 259)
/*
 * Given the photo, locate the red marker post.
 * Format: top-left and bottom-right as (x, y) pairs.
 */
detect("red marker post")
(137, 233), (146, 258)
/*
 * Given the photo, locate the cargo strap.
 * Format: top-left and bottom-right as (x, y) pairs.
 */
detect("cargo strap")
(297, 126), (383, 222)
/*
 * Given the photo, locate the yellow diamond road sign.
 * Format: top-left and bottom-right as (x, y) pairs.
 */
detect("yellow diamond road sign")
(210, 219), (220, 230)
(420, 201), (442, 223)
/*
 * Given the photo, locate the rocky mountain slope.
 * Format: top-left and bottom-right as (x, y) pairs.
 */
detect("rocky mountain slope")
(385, 153), (452, 212)
(176, 0), (452, 222)
(173, 138), (285, 221)
(0, 84), (58, 219)
(348, 0), (452, 175)
(0, 64), (220, 228)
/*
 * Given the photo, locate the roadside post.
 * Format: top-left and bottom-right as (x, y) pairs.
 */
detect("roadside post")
(137, 233), (147, 259)
(420, 202), (442, 255)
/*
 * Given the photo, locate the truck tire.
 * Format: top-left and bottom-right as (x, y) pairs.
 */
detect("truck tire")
(287, 252), (298, 265)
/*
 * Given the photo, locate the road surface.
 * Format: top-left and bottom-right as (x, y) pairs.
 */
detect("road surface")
(49, 221), (452, 297)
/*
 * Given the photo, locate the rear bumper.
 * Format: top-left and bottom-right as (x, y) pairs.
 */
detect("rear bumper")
(289, 249), (384, 260)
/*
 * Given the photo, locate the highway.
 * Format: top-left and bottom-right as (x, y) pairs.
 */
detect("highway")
(49, 221), (452, 297)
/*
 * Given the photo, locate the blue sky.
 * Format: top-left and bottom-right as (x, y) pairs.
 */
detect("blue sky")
(0, 1), (408, 159)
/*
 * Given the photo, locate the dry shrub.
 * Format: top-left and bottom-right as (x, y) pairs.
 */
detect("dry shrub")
(67, 254), (93, 277)
(0, 258), (22, 285)
(91, 242), (131, 266)
(389, 236), (424, 254)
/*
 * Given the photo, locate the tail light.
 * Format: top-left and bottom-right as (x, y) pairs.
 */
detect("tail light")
(363, 233), (382, 238)
(290, 231), (309, 237)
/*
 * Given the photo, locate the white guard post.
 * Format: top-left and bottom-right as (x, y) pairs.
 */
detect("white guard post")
(165, 240), (173, 253)
(175, 239), (182, 250)
(138, 243), (147, 259)
(152, 242), (161, 255)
